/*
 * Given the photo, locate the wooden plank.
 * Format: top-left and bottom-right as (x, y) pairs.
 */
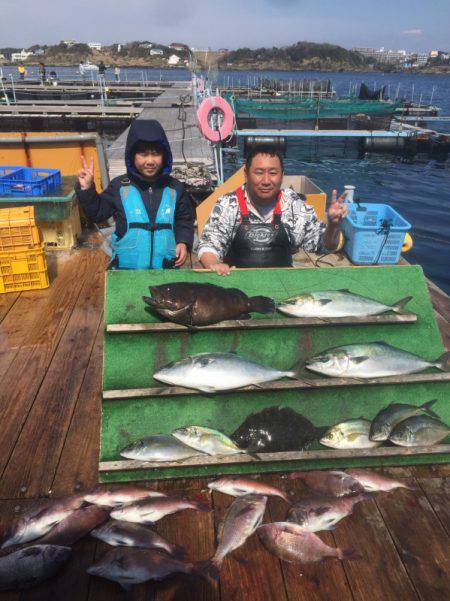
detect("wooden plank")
(103, 371), (450, 400)
(106, 312), (417, 334)
(211, 487), (289, 601)
(0, 252), (105, 499)
(50, 321), (103, 496)
(0, 292), (19, 324)
(0, 252), (92, 489)
(415, 476), (450, 536)
(99, 444), (450, 473)
(331, 496), (419, 601)
(375, 485), (450, 601)
(265, 474), (354, 601)
(428, 282), (450, 323)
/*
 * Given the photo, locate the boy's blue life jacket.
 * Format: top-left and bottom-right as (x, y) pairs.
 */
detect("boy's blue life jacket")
(111, 179), (177, 269)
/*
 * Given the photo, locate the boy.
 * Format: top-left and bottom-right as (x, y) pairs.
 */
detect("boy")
(76, 119), (194, 269)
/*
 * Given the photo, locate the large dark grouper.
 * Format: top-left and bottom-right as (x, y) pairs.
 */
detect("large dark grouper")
(143, 282), (275, 326)
(0, 545), (71, 591)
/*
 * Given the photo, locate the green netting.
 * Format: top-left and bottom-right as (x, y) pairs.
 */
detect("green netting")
(228, 95), (401, 121)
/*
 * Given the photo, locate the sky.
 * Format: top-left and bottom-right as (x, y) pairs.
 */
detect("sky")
(0, 0), (448, 52)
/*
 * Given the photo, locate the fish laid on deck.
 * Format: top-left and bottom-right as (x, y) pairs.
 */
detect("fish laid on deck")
(289, 470), (365, 497)
(346, 469), (414, 492)
(84, 485), (166, 508)
(110, 497), (208, 524)
(208, 477), (290, 502)
(0, 545), (71, 591)
(287, 493), (372, 532)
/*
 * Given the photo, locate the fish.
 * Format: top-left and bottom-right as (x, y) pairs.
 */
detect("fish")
(0, 494), (84, 550)
(287, 493), (372, 532)
(120, 434), (205, 462)
(320, 419), (382, 449)
(172, 426), (258, 459)
(0, 545), (71, 591)
(87, 548), (195, 591)
(369, 400), (438, 441)
(84, 485), (166, 508)
(389, 415), (450, 447)
(305, 343), (450, 379)
(110, 496), (208, 525)
(231, 406), (327, 452)
(289, 470), (365, 497)
(154, 352), (297, 393)
(199, 494), (267, 580)
(346, 469), (414, 492)
(257, 522), (358, 564)
(143, 281), (275, 327)
(91, 520), (186, 558)
(208, 477), (290, 502)
(278, 290), (412, 318)
(35, 505), (108, 546)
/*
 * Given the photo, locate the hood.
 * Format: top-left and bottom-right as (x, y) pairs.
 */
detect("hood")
(125, 119), (173, 181)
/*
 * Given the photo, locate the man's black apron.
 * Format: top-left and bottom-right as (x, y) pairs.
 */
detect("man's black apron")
(225, 186), (293, 268)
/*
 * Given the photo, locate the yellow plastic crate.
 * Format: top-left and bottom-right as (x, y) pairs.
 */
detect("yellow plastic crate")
(37, 203), (81, 251)
(0, 206), (41, 251)
(0, 243), (49, 293)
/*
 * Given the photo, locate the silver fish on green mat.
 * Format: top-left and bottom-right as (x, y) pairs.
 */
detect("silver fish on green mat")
(208, 477), (290, 502)
(0, 545), (71, 591)
(91, 520), (186, 558)
(110, 496), (209, 525)
(84, 485), (166, 508)
(306, 343), (450, 378)
(320, 419), (382, 449)
(389, 415), (450, 447)
(346, 469), (414, 492)
(257, 522), (358, 564)
(120, 434), (205, 462)
(199, 494), (267, 581)
(369, 400), (438, 441)
(278, 290), (412, 318)
(172, 426), (258, 458)
(287, 493), (372, 532)
(154, 352), (297, 393)
(87, 548), (195, 591)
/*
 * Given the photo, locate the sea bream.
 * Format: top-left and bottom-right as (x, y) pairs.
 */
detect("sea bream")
(289, 470), (364, 497)
(257, 522), (358, 564)
(320, 419), (382, 449)
(154, 352), (298, 393)
(110, 496), (208, 525)
(35, 505), (108, 546)
(346, 469), (414, 492)
(306, 342), (450, 379)
(0, 545), (71, 591)
(287, 494), (371, 532)
(120, 434), (205, 462)
(143, 281), (275, 327)
(172, 426), (258, 458)
(208, 477), (290, 502)
(87, 548), (195, 590)
(278, 290), (412, 318)
(369, 400), (438, 441)
(389, 415), (450, 447)
(84, 485), (166, 508)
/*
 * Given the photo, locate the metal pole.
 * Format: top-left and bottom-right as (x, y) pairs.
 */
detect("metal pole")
(9, 75), (16, 104)
(0, 78), (10, 105)
(430, 85), (436, 106)
(411, 83), (414, 103)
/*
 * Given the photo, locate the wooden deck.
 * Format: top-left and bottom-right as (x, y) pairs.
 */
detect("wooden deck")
(0, 245), (449, 599)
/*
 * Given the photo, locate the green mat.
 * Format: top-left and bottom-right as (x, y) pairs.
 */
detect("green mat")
(101, 265), (450, 482)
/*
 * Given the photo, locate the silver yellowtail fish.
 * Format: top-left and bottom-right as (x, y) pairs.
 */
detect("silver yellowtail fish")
(369, 400), (438, 441)
(200, 494), (267, 581)
(287, 493), (372, 532)
(306, 343), (450, 379)
(257, 522), (358, 564)
(154, 352), (297, 393)
(278, 290), (412, 318)
(87, 548), (195, 591)
(172, 426), (257, 459)
(0, 545), (71, 591)
(1, 494), (84, 550)
(110, 497), (208, 525)
(84, 485), (166, 508)
(346, 469), (414, 492)
(320, 419), (382, 449)
(208, 477), (290, 502)
(389, 415), (450, 447)
(120, 434), (205, 462)
(91, 520), (186, 558)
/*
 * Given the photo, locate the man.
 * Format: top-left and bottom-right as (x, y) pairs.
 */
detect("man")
(76, 119), (194, 269)
(17, 63), (26, 80)
(198, 146), (348, 275)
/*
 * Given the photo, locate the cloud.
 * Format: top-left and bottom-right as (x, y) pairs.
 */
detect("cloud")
(402, 28), (423, 36)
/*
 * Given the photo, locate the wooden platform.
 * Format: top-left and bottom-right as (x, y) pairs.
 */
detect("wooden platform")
(0, 246), (449, 599)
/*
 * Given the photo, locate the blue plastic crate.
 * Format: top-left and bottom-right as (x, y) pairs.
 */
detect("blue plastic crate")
(0, 166), (22, 179)
(0, 167), (62, 197)
(341, 203), (411, 265)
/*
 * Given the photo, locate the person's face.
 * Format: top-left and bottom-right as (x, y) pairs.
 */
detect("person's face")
(134, 147), (164, 180)
(245, 153), (283, 205)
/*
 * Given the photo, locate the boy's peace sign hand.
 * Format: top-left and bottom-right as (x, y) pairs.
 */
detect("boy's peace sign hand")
(78, 156), (95, 190)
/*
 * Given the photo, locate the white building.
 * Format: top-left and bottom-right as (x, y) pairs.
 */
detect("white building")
(150, 48), (164, 56)
(11, 49), (34, 62)
(62, 40), (77, 47)
(168, 54), (180, 66)
(88, 42), (102, 51)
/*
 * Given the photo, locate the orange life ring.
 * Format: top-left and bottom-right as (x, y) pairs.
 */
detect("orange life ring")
(196, 96), (234, 142)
